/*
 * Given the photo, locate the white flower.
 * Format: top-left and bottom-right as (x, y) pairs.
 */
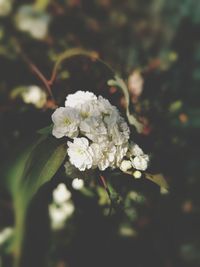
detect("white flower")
(131, 154), (149, 171)
(108, 118), (130, 146)
(15, 5), (50, 39)
(28, 19), (49, 39)
(90, 142), (103, 166)
(114, 143), (129, 167)
(118, 119), (130, 142)
(65, 91), (97, 108)
(52, 107), (80, 138)
(0, 227), (13, 246)
(91, 142), (117, 170)
(21, 85), (47, 108)
(80, 101), (102, 119)
(97, 95), (117, 115)
(103, 108), (119, 127)
(52, 90), (148, 172)
(66, 91), (101, 120)
(0, 0), (12, 16)
(49, 202), (74, 230)
(120, 160), (132, 172)
(128, 143), (144, 157)
(67, 137), (94, 171)
(53, 183), (71, 205)
(72, 178), (84, 190)
(80, 116), (107, 142)
(49, 183), (74, 230)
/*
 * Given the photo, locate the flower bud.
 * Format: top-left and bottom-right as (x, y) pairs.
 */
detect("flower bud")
(131, 155), (149, 171)
(120, 160), (132, 172)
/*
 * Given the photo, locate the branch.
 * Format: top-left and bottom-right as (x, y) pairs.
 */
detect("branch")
(99, 175), (111, 199)
(22, 54), (55, 101)
(14, 39), (55, 102)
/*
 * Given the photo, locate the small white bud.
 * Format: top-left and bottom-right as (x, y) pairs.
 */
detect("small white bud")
(72, 178), (84, 190)
(120, 160), (132, 172)
(133, 170), (142, 179)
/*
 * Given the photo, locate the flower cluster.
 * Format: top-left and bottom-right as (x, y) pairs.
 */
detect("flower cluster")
(49, 183), (74, 230)
(52, 91), (149, 173)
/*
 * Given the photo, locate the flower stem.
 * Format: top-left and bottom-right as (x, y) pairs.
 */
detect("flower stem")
(99, 175), (111, 199)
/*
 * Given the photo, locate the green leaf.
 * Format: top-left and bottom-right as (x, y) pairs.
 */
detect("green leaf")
(37, 124), (53, 135)
(3, 136), (67, 266)
(145, 173), (169, 191)
(16, 137), (67, 198)
(3, 136), (45, 194)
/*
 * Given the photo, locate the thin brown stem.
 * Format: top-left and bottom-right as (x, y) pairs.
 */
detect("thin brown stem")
(99, 175), (111, 199)
(14, 38), (55, 102)
(47, 48), (111, 86)
(22, 55), (55, 101)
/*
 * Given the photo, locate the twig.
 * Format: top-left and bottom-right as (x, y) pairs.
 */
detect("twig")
(99, 175), (111, 198)
(48, 48), (101, 86)
(99, 175), (113, 215)
(22, 54), (55, 101)
(13, 38), (55, 102)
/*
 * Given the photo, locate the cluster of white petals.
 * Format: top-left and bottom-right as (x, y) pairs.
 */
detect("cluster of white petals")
(52, 91), (149, 173)
(72, 178), (84, 190)
(21, 85), (47, 108)
(15, 5), (50, 39)
(49, 183), (74, 230)
(128, 143), (149, 171)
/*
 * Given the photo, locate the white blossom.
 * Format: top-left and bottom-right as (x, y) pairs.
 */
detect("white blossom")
(67, 137), (94, 171)
(72, 178), (84, 190)
(108, 119), (130, 146)
(128, 143), (144, 157)
(114, 143), (129, 167)
(131, 154), (149, 171)
(52, 90), (149, 172)
(80, 116), (107, 143)
(97, 95), (117, 115)
(15, 5), (50, 40)
(90, 142), (104, 167)
(120, 160), (132, 172)
(52, 107), (80, 138)
(49, 183), (74, 230)
(21, 85), (47, 108)
(91, 141), (117, 170)
(65, 91), (97, 108)
(53, 183), (71, 204)
(49, 202), (74, 230)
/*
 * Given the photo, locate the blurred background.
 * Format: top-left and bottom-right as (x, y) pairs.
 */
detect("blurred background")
(0, 0), (200, 267)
